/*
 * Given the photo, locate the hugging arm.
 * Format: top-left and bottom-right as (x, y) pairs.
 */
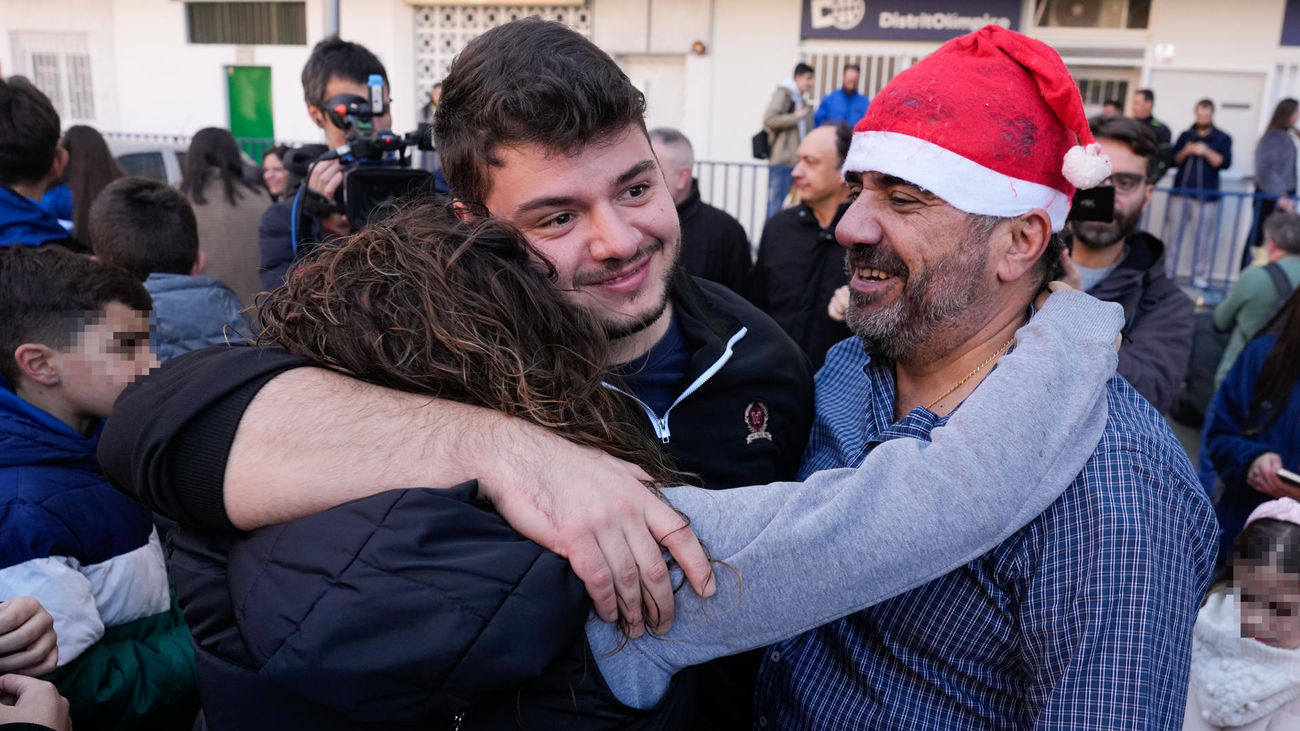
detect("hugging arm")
(99, 345), (712, 636)
(590, 290), (1122, 708)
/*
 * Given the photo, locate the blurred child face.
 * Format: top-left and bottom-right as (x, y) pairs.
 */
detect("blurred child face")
(1238, 560), (1300, 649)
(57, 302), (155, 421)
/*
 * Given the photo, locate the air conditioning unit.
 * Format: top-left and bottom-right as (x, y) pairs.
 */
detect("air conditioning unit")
(1043, 0), (1128, 28)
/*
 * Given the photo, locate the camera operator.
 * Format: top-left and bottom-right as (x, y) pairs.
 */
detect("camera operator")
(258, 37), (392, 292)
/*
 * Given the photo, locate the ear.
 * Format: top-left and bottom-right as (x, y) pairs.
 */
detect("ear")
(48, 147), (69, 183)
(307, 102), (325, 129)
(1140, 182), (1154, 213)
(675, 166), (692, 192)
(13, 343), (61, 387)
(190, 251), (207, 276)
(451, 200), (476, 223)
(996, 210), (1052, 284)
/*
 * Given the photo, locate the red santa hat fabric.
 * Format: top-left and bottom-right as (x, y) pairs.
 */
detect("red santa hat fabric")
(842, 25), (1110, 231)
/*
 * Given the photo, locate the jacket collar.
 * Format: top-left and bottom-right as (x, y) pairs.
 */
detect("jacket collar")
(1086, 229), (1169, 296)
(668, 268), (745, 379)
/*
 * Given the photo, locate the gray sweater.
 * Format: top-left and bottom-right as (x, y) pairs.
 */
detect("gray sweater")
(588, 290), (1124, 708)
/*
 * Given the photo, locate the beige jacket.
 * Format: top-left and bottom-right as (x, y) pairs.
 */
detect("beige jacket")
(763, 86), (805, 166)
(187, 171), (272, 307)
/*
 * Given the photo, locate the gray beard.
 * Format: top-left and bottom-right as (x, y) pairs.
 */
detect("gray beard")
(845, 243), (989, 364)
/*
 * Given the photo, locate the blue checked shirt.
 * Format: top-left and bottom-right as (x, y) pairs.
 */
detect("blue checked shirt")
(754, 340), (1219, 730)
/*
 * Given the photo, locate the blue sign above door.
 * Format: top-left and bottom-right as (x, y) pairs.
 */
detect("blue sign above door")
(801, 0), (1022, 41)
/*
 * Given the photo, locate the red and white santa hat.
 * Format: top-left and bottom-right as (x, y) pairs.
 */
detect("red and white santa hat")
(842, 25), (1110, 232)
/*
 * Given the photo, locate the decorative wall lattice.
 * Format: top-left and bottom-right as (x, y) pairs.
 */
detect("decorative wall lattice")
(414, 4), (592, 106)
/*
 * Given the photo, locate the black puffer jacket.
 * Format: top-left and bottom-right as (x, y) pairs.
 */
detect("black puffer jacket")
(171, 483), (693, 730)
(1085, 231), (1194, 413)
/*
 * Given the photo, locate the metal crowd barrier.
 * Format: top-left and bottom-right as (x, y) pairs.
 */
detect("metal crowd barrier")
(93, 137), (1271, 296)
(692, 159), (1270, 299)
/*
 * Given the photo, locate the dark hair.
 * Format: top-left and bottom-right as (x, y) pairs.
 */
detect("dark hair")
(1136, 88), (1155, 104)
(433, 18), (647, 205)
(301, 36), (389, 108)
(1264, 211), (1300, 255)
(57, 126), (126, 240)
(180, 127), (259, 206)
(1268, 98), (1299, 133)
(257, 201), (677, 485)
(0, 77), (61, 187)
(1103, 99), (1123, 109)
(0, 245), (150, 385)
(1197, 98), (1216, 112)
(1245, 286), (1300, 434)
(831, 122), (852, 166)
(843, 64), (860, 74)
(261, 144), (290, 165)
(1232, 518), (1300, 576)
(90, 177), (199, 280)
(1090, 116), (1160, 181)
(794, 62), (814, 78)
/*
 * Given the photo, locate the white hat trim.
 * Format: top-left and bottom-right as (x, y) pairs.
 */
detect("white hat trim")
(842, 130), (1072, 231)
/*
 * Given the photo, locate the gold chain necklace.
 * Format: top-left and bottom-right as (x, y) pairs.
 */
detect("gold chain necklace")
(925, 335), (1016, 412)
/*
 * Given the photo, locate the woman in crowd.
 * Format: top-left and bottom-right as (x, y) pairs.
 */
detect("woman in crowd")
(1207, 287), (1300, 564)
(1185, 498), (1300, 730)
(167, 201), (1122, 729)
(178, 127), (271, 306)
(1248, 98), (1300, 269)
(39, 125), (124, 243)
(260, 145), (290, 201)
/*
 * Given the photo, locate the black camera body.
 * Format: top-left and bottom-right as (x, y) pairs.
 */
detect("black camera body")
(289, 78), (440, 249)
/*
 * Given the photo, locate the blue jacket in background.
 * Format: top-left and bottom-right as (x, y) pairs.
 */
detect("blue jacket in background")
(1205, 333), (1300, 560)
(39, 182), (74, 225)
(0, 185), (76, 248)
(144, 273), (252, 362)
(1172, 125), (1233, 200)
(813, 88), (870, 127)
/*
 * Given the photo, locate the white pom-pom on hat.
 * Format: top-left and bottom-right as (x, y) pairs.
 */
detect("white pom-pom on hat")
(1062, 142), (1112, 190)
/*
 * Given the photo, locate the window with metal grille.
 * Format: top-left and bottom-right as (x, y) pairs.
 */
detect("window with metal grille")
(186, 2), (307, 45)
(1077, 78), (1129, 108)
(1033, 0), (1150, 29)
(413, 4), (591, 110)
(803, 52), (924, 106)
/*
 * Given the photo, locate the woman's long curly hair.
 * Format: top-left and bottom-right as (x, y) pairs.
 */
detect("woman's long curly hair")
(256, 200), (679, 487)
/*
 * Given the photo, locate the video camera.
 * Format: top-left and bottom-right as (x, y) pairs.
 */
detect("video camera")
(288, 73), (437, 247)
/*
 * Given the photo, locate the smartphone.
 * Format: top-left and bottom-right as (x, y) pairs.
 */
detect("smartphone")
(1279, 468), (1300, 486)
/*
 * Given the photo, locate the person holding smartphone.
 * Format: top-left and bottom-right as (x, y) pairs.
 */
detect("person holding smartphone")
(1206, 286), (1300, 565)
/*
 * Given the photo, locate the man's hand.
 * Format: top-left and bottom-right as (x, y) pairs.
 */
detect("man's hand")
(1279, 197), (1296, 213)
(1248, 452), (1300, 499)
(0, 675), (71, 731)
(828, 285), (850, 322)
(477, 421), (715, 637)
(795, 106), (812, 119)
(307, 158), (351, 236)
(0, 598), (56, 677)
(1058, 250), (1084, 292)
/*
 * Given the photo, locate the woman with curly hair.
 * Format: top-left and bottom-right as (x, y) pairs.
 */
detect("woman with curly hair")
(168, 200), (1123, 730)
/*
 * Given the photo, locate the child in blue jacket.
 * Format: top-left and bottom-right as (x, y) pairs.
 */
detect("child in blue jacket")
(0, 246), (197, 729)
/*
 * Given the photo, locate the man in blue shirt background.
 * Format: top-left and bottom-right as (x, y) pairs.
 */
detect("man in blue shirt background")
(813, 64), (869, 127)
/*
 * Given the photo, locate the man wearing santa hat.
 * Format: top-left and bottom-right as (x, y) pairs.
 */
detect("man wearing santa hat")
(754, 26), (1219, 729)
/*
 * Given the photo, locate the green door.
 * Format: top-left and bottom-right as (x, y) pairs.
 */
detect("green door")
(226, 65), (274, 153)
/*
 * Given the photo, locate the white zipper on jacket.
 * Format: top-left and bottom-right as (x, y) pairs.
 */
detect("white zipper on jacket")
(603, 326), (748, 444)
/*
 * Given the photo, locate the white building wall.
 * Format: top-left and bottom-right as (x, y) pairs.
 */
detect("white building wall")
(6, 0), (1300, 167)
(0, 0), (122, 128)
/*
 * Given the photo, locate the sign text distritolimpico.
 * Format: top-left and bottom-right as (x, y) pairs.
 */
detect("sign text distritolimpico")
(802, 0), (1020, 41)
